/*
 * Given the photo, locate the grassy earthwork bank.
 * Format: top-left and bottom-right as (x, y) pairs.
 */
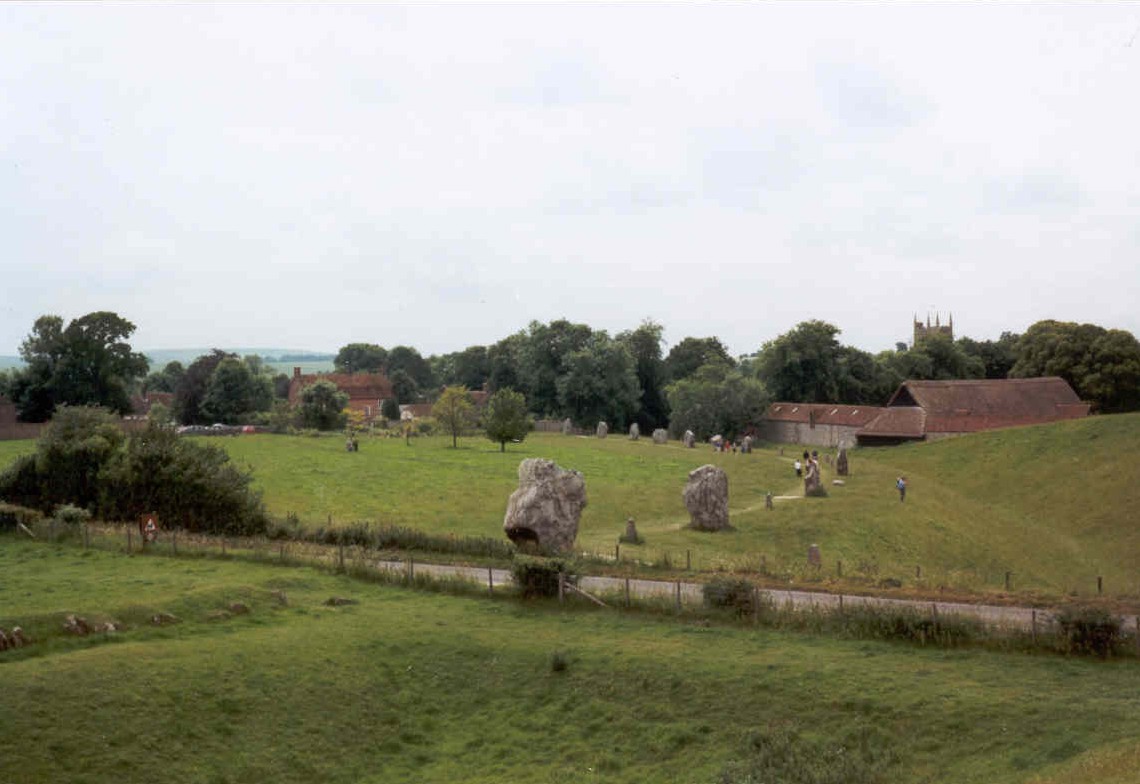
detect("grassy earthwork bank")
(205, 414), (1140, 602)
(1, 539), (1138, 784)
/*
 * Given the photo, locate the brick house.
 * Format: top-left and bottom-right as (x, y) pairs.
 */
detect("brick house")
(287, 367), (393, 421)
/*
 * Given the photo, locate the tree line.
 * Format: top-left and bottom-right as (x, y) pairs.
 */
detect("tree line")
(3, 312), (1139, 440)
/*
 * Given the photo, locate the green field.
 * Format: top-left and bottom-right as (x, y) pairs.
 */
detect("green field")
(1, 540), (1137, 784)
(205, 415), (1140, 600)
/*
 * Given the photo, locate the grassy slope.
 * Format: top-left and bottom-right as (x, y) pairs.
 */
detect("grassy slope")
(1, 540), (1137, 784)
(216, 416), (1140, 597)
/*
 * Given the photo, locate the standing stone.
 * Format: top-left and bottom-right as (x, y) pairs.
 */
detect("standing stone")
(561, 418), (573, 436)
(804, 458), (828, 497)
(619, 517), (642, 544)
(741, 435), (753, 454)
(596, 421), (608, 439)
(765, 492), (774, 511)
(682, 430), (696, 448)
(652, 428), (668, 445)
(836, 447), (849, 476)
(683, 465), (730, 531)
(503, 458), (588, 553)
(808, 544), (822, 568)
(628, 423), (640, 440)
(10, 627), (27, 647)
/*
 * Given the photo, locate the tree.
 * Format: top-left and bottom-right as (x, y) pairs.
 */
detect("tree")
(389, 369), (418, 404)
(1012, 321), (1140, 412)
(957, 332), (1020, 379)
(387, 346), (434, 389)
(334, 343), (388, 374)
(173, 350), (234, 425)
(487, 333), (526, 394)
(664, 336), (735, 382)
(452, 345), (490, 390)
(520, 319), (593, 416)
(483, 388), (531, 452)
(9, 312), (149, 421)
(432, 385), (476, 448)
(201, 357), (273, 424)
(143, 360), (185, 394)
(754, 321), (843, 403)
(556, 333), (641, 429)
(297, 380), (349, 431)
(665, 364), (770, 441)
(618, 320), (670, 431)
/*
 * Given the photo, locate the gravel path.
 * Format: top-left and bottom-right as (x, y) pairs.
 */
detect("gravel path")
(368, 558), (1139, 633)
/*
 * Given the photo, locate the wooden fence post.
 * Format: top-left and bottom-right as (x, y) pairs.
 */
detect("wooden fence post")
(1097, 576), (1103, 595)
(488, 567), (494, 596)
(83, 524), (89, 550)
(172, 529), (178, 556)
(838, 594), (844, 613)
(1005, 571), (1012, 591)
(615, 543), (620, 562)
(760, 554), (767, 574)
(1031, 610), (1038, 644)
(126, 527), (132, 553)
(674, 580), (681, 614)
(558, 572), (565, 604)
(837, 560), (842, 578)
(915, 565), (921, 579)
(686, 550), (691, 571)
(338, 541), (346, 572)
(624, 577), (631, 608)
(279, 542), (286, 562)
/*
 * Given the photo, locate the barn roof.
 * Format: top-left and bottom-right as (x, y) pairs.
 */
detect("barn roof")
(764, 403), (884, 427)
(288, 371), (393, 404)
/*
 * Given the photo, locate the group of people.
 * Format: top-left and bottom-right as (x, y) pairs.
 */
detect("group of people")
(793, 449), (820, 477)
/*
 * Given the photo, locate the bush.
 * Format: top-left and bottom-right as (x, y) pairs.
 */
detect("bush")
(52, 504), (91, 526)
(510, 555), (575, 598)
(1055, 605), (1123, 658)
(703, 577), (761, 617)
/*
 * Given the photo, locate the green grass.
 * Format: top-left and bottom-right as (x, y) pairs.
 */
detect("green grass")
(211, 416), (1140, 600)
(1, 539), (1138, 784)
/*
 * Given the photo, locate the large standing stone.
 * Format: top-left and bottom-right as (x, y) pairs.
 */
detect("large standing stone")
(741, 435), (753, 454)
(652, 428), (668, 445)
(804, 459), (828, 497)
(561, 418), (573, 436)
(682, 430), (696, 448)
(596, 421), (608, 439)
(503, 458), (588, 553)
(836, 447), (849, 476)
(683, 465), (730, 531)
(628, 423), (640, 440)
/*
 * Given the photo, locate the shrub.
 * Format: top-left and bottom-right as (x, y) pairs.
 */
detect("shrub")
(703, 577), (760, 617)
(1054, 605), (1123, 658)
(511, 555), (575, 598)
(52, 504), (91, 526)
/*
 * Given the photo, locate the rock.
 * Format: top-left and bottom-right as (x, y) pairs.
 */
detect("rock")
(741, 436), (753, 454)
(836, 447), (849, 476)
(831, 479), (845, 486)
(63, 615), (90, 636)
(628, 423), (640, 440)
(10, 627), (27, 647)
(227, 602), (250, 615)
(682, 430), (696, 448)
(150, 612), (179, 626)
(596, 421), (608, 439)
(503, 458), (587, 553)
(324, 596), (359, 607)
(652, 428), (668, 445)
(808, 544), (822, 567)
(804, 459), (828, 498)
(619, 517), (642, 545)
(683, 465), (730, 531)
(561, 418), (573, 436)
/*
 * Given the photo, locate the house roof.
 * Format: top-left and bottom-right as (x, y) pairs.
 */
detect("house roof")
(860, 377), (1089, 439)
(764, 403), (884, 427)
(289, 372), (392, 403)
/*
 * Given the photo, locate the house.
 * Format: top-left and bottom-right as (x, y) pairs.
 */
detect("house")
(287, 367), (393, 421)
(758, 403), (885, 448)
(128, 392), (174, 420)
(856, 377), (1089, 445)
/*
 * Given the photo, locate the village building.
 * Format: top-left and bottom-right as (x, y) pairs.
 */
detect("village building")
(856, 377), (1089, 445)
(287, 367), (393, 421)
(758, 403), (885, 447)
(127, 392), (174, 420)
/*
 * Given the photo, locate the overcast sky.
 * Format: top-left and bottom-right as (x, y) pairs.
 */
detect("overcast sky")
(3, 3), (1139, 359)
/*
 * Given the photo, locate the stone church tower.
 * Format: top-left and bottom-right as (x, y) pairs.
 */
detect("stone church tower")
(913, 313), (953, 346)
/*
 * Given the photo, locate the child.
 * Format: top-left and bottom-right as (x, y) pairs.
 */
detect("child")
(896, 476), (907, 502)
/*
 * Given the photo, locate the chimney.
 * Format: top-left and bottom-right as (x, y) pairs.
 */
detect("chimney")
(293, 367), (302, 379)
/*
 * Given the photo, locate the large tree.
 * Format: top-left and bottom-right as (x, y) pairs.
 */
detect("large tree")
(618, 320), (670, 431)
(483, 388), (531, 452)
(334, 343), (388, 374)
(664, 336), (734, 382)
(387, 346), (434, 390)
(957, 332), (1020, 379)
(754, 320), (843, 403)
(9, 312), (148, 421)
(666, 363), (769, 441)
(200, 357), (274, 424)
(432, 385), (476, 448)
(297, 380), (349, 431)
(1012, 320), (1140, 412)
(520, 319), (593, 416)
(173, 350), (234, 425)
(143, 360), (185, 394)
(556, 333), (641, 429)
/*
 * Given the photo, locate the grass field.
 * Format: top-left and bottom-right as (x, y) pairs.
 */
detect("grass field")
(1, 539), (1137, 784)
(207, 414), (1140, 600)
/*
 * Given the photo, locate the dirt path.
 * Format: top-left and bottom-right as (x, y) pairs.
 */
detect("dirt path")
(368, 558), (1139, 632)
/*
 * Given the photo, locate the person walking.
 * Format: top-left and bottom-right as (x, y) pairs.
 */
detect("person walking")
(896, 476), (907, 502)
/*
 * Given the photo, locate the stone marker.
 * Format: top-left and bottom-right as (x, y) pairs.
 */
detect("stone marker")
(836, 447), (849, 476)
(741, 435), (753, 454)
(652, 428), (668, 445)
(629, 423), (640, 440)
(596, 421), (608, 439)
(619, 516), (642, 544)
(683, 464), (730, 531)
(503, 458), (587, 553)
(683, 430), (696, 448)
(804, 459), (828, 497)
(561, 418), (573, 436)
(765, 492), (774, 511)
(808, 544), (822, 567)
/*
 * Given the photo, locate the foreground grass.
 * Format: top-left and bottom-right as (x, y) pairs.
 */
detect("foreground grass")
(2, 540), (1138, 784)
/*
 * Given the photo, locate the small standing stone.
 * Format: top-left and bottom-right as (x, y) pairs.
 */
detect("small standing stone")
(683, 430), (696, 448)
(836, 447), (849, 476)
(765, 492), (774, 511)
(652, 428), (668, 445)
(741, 435), (753, 454)
(619, 517), (642, 544)
(561, 418), (573, 436)
(808, 544), (822, 568)
(596, 421), (608, 439)
(628, 423), (640, 440)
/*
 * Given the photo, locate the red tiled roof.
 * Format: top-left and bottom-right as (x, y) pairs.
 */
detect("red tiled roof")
(764, 403), (884, 427)
(856, 406), (926, 437)
(288, 372), (392, 405)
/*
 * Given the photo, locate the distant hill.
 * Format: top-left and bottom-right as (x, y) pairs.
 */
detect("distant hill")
(142, 348), (335, 374)
(0, 355), (22, 370)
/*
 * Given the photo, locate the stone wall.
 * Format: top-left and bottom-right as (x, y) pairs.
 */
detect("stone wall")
(757, 420), (861, 448)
